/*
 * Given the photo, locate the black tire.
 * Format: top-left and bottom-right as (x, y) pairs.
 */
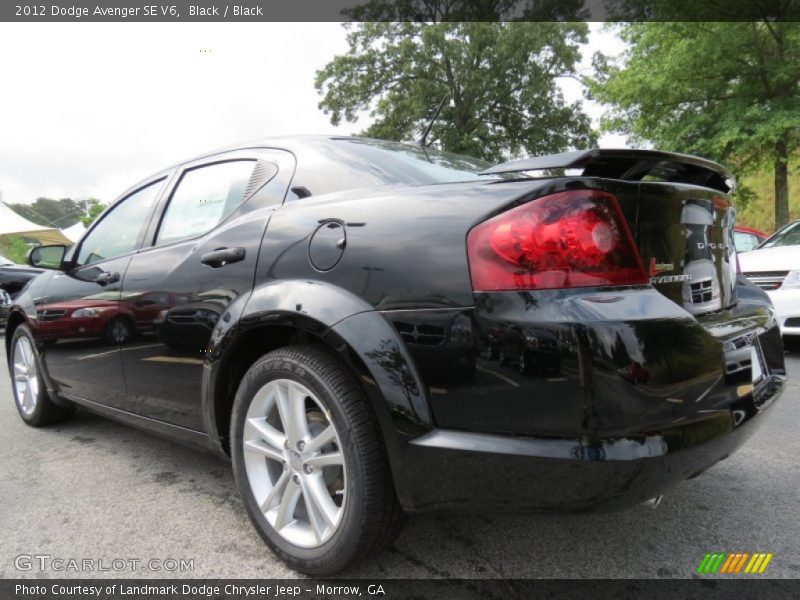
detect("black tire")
(8, 324), (75, 427)
(104, 317), (132, 345)
(230, 344), (404, 575)
(498, 348), (511, 367)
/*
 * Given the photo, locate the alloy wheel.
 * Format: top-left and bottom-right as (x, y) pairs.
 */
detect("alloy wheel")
(13, 336), (39, 416)
(242, 378), (346, 548)
(109, 319), (130, 344)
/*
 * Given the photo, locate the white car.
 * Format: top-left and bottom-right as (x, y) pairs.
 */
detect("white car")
(739, 220), (800, 336)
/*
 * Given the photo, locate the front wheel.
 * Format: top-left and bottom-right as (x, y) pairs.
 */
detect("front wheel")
(104, 317), (132, 345)
(9, 324), (74, 427)
(230, 344), (403, 575)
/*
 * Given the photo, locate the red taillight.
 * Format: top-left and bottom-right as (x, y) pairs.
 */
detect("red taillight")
(467, 189), (647, 292)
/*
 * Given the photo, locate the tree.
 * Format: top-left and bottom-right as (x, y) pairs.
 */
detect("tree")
(79, 199), (106, 227)
(590, 20), (800, 229)
(315, 22), (596, 162)
(8, 197), (85, 228)
(0, 235), (31, 265)
(342, 0), (588, 21)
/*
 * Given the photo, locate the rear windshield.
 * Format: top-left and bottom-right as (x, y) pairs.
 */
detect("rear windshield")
(760, 221), (800, 249)
(288, 138), (514, 198)
(336, 139), (491, 184)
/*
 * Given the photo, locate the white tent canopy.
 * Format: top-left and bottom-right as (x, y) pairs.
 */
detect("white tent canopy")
(0, 202), (72, 246)
(61, 221), (87, 243)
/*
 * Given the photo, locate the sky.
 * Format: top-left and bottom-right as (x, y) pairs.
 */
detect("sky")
(0, 22), (626, 206)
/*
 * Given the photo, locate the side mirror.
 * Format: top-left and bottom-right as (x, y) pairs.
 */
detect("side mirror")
(28, 245), (67, 270)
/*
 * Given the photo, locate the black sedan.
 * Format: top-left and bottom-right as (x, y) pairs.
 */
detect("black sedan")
(0, 256), (43, 300)
(4, 137), (786, 575)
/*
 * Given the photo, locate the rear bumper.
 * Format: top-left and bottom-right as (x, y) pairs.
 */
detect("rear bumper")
(381, 284), (787, 512)
(403, 376), (783, 512)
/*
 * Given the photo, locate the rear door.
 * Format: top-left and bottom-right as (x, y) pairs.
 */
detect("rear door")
(118, 148), (295, 430)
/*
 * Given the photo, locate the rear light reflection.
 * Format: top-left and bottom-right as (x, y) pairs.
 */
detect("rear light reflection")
(467, 189), (647, 291)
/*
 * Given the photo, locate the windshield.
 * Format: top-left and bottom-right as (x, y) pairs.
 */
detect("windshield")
(0, 254), (14, 266)
(760, 221), (800, 249)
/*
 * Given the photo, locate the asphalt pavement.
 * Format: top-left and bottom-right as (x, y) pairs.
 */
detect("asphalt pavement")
(0, 340), (798, 579)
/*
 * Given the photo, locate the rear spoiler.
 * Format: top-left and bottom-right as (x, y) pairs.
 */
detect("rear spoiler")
(479, 148), (734, 193)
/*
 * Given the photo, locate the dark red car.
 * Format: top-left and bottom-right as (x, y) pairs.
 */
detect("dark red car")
(36, 291), (184, 344)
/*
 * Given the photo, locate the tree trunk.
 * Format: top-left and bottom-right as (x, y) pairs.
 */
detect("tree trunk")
(774, 135), (790, 230)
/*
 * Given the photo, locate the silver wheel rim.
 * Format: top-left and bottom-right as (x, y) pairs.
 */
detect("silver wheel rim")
(13, 336), (39, 416)
(243, 378), (346, 548)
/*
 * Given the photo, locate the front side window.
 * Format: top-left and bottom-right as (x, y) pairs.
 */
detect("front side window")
(156, 161), (256, 245)
(77, 180), (162, 266)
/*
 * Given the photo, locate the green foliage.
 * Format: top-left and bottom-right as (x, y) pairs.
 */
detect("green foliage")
(315, 22), (596, 162)
(0, 235), (32, 265)
(590, 21), (800, 228)
(8, 197), (86, 228)
(342, 0), (589, 21)
(736, 162), (800, 233)
(79, 199), (106, 227)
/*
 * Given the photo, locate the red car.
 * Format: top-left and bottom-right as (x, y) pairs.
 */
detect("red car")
(36, 291), (184, 344)
(734, 225), (769, 252)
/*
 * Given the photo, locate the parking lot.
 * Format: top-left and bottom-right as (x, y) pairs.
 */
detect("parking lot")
(0, 341), (798, 579)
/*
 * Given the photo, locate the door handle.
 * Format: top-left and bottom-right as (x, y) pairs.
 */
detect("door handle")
(201, 247), (246, 268)
(94, 271), (120, 286)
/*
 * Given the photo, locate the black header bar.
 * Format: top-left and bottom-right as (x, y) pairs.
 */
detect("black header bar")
(2, 0), (799, 22)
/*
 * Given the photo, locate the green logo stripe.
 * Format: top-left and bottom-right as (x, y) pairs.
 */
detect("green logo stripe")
(703, 553), (726, 573)
(696, 553), (713, 574)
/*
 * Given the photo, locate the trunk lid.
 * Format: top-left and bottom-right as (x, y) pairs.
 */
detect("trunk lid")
(483, 149), (738, 315)
(635, 183), (737, 315)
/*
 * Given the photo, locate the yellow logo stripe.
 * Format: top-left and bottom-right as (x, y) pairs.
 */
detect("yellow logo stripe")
(752, 553), (767, 573)
(744, 554), (760, 573)
(758, 553), (773, 574)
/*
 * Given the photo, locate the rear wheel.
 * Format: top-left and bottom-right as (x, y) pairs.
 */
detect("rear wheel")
(230, 344), (403, 575)
(9, 324), (74, 427)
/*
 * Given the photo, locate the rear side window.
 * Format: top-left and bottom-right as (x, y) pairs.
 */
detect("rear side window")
(77, 180), (163, 266)
(157, 160), (256, 245)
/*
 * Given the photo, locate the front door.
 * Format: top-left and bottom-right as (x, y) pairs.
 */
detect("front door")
(119, 149), (294, 430)
(41, 178), (167, 407)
